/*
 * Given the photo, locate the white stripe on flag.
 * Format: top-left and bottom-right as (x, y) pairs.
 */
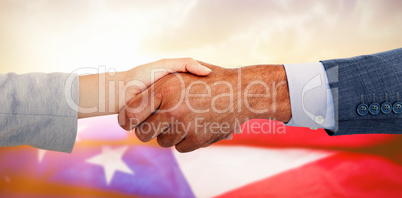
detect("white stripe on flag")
(173, 146), (335, 197)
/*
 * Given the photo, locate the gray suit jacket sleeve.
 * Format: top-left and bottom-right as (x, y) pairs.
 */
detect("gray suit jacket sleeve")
(0, 73), (79, 153)
(321, 48), (402, 135)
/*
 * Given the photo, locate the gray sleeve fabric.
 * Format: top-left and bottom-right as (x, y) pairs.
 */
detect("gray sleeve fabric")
(0, 73), (79, 153)
(321, 48), (402, 135)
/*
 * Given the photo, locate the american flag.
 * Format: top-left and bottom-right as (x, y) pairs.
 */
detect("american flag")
(0, 115), (401, 197)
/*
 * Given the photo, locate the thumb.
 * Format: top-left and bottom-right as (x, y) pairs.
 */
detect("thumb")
(162, 57), (212, 76)
(131, 58), (212, 87)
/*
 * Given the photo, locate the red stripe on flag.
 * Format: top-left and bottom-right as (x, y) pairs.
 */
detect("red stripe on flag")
(218, 119), (399, 149)
(216, 152), (402, 198)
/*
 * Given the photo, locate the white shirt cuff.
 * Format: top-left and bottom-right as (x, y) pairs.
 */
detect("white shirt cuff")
(283, 62), (335, 130)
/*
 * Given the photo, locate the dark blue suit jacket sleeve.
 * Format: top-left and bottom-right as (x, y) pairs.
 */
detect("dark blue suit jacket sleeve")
(321, 48), (402, 135)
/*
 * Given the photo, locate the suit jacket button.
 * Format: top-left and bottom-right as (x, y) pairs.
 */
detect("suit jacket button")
(368, 103), (380, 115)
(381, 102), (392, 114)
(357, 104), (368, 116)
(393, 102), (402, 114)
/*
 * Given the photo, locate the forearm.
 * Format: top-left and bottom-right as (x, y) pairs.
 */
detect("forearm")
(78, 71), (126, 119)
(78, 58), (213, 119)
(0, 73), (78, 152)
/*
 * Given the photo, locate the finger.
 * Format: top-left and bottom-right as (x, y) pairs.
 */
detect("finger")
(196, 60), (220, 70)
(174, 125), (227, 152)
(156, 123), (187, 148)
(132, 58), (211, 88)
(162, 58), (212, 76)
(118, 87), (163, 131)
(200, 133), (230, 148)
(135, 113), (170, 142)
(175, 137), (203, 153)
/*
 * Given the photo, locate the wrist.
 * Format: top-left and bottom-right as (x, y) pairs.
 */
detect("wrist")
(107, 70), (127, 115)
(78, 71), (126, 119)
(236, 65), (291, 122)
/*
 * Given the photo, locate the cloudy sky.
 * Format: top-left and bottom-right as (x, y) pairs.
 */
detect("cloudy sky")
(0, 0), (401, 73)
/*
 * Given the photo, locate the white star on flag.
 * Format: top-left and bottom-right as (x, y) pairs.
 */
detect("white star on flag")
(86, 146), (134, 185)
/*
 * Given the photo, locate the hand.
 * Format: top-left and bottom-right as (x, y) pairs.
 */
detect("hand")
(78, 58), (211, 118)
(118, 62), (291, 152)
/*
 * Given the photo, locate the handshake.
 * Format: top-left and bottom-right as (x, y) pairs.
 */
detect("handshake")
(78, 58), (291, 152)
